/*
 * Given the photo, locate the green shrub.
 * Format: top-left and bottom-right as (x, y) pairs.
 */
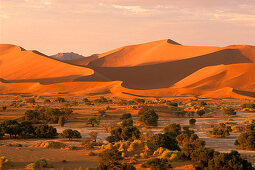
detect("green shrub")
(60, 129), (81, 140)
(209, 123), (232, 138)
(142, 158), (172, 169)
(25, 158), (53, 169)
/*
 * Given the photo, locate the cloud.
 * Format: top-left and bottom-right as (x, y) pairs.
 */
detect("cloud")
(0, 13), (8, 19)
(23, 0), (53, 8)
(112, 5), (150, 13)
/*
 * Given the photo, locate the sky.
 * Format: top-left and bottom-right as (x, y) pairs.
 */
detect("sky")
(0, 0), (255, 56)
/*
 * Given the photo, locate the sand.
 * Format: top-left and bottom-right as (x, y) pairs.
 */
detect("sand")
(1, 40), (255, 99)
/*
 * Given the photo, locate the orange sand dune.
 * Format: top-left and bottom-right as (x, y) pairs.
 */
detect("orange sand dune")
(0, 81), (252, 99)
(0, 44), (94, 84)
(88, 39), (224, 67)
(199, 87), (253, 99)
(83, 48), (252, 89)
(0, 81), (122, 96)
(87, 40), (255, 67)
(174, 63), (255, 92)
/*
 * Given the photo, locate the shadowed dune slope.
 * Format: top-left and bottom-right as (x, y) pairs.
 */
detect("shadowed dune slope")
(88, 39), (224, 67)
(81, 48), (252, 89)
(174, 63), (255, 92)
(0, 44), (94, 84)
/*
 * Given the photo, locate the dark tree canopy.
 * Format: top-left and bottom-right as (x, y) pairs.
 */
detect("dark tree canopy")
(138, 107), (159, 126)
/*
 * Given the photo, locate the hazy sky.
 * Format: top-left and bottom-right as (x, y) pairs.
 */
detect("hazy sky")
(1, 0), (255, 56)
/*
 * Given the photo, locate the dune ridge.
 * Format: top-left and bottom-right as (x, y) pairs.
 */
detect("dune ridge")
(1, 39), (255, 99)
(0, 44), (94, 84)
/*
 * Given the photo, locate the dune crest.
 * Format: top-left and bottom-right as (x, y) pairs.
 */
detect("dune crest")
(0, 44), (94, 84)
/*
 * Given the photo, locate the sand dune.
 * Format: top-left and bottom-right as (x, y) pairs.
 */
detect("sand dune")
(0, 44), (94, 84)
(174, 63), (255, 92)
(82, 48), (252, 90)
(88, 39), (224, 67)
(1, 40), (255, 99)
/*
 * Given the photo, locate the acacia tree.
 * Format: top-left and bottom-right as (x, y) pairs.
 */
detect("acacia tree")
(138, 107), (159, 126)
(60, 129), (81, 140)
(87, 117), (100, 127)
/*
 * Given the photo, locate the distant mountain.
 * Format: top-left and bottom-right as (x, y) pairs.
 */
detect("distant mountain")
(51, 52), (85, 61)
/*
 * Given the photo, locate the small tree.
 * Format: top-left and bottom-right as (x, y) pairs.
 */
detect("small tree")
(142, 158), (172, 170)
(189, 119), (196, 126)
(197, 110), (205, 117)
(120, 113), (132, 120)
(34, 125), (58, 138)
(58, 116), (66, 127)
(138, 107), (159, 126)
(87, 117), (100, 127)
(88, 131), (98, 142)
(55, 97), (66, 103)
(163, 123), (181, 134)
(223, 107), (236, 116)
(44, 99), (51, 103)
(60, 129), (81, 140)
(121, 118), (133, 127)
(149, 133), (180, 151)
(2, 106), (7, 111)
(98, 148), (123, 169)
(25, 98), (36, 104)
(209, 123), (232, 138)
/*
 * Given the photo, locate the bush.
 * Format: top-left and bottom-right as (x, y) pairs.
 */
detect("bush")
(189, 118), (196, 125)
(98, 148), (123, 169)
(166, 101), (178, 107)
(88, 131), (98, 142)
(24, 107), (72, 124)
(106, 126), (140, 143)
(55, 97), (66, 103)
(176, 132), (205, 159)
(60, 129), (81, 140)
(25, 158), (53, 169)
(197, 109), (205, 117)
(25, 98), (36, 104)
(94, 96), (108, 103)
(210, 150), (253, 170)
(121, 118), (133, 127)
(87, 117), (100, 127)
(138, 107), (159, 126)
(44, 99), (51, 103)
(149, 133), (180, 151)
(120, 113), (132, 120)
(163, 123), (181, 134)
(142, 158), (172, 169)
(31, 141), (67, 149)
(34, 125), (58, 138)
(209, 123), (232, 138)
(0, 120), (22, 138)
(0, 156), (12, 169)
(223, 107), (236, 116)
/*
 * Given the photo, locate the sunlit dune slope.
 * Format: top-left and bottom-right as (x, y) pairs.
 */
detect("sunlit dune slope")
(88, 39), (225, 67)
(174, 63), (255, 91)
(0, 44), (94, 83)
